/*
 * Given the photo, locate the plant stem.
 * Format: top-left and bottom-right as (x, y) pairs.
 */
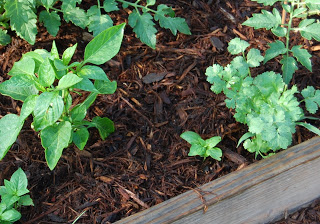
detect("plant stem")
(97, 0), (101, 16)
(116, 0), (157, 14)
(285, 1), (295, 58)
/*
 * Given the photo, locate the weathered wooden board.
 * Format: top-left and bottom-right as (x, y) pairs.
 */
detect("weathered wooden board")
(116, 137), (320, 224)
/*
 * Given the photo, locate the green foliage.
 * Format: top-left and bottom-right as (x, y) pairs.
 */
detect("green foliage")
(0, 168), (33, 224)
(206, 38), (320, 158)
(243, 0), (320, 84)
(0, 0), (190, 48)
(0, 24), (125, 170)
(180, 131), (222, 161)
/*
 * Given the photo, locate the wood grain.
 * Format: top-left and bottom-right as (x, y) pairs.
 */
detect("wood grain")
(116, 137), (320, 224)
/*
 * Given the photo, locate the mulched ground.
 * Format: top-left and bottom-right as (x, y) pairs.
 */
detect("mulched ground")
(0, 0), (319, 223)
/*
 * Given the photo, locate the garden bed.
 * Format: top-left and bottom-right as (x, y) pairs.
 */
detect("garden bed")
(0, 0), (319, 223)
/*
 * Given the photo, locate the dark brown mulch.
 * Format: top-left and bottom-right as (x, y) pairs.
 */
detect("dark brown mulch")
(0, 0), (319, 223)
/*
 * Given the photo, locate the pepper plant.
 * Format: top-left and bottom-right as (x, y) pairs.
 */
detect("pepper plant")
(0, 23), (125, 170)
(206, 38), (320, 158)
(0, 0), (190, 49)
(242, 0), (320, 84)
(0, 168), (33, 223)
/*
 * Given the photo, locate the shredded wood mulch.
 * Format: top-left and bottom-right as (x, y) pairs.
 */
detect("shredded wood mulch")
(0, 0), (319, 223)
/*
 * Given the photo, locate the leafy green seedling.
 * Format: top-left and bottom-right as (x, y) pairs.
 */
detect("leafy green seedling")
(0, 23), (125, 170)
(0, 168), (33, 224)
(243, 0), (320, 84)
(206, 38), (320, 158)
(180, 131), (222, 161)
(0, 0), (190, 49)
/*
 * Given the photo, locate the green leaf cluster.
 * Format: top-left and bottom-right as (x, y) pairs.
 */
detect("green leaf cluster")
(0, 24), (125, 170)
(0, 0), (190, 49)
(206, 38), (320, 158)
(0, 168), (33, 224)
(243, 0), (319, 84)
(180, 131), (222, 161)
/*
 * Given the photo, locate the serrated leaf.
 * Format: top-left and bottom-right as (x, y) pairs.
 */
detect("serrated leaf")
(39, 57), (56, 87)
(103, 0), (119, 12)
(0, 74), (38, 101)
(56, 73), (83, 90)
(254, 71), (284, 96)
(128, 11), (157, 49)
(73, 128), (89, 150)
(10, 168), (29, 197)
(87, 5), (113, 37)
(271, 26), (287, 37)
(33, 92), (64, 131)
(0, 29), (11, 46)
(180, 131), (202, 144)
(8, 57), (35, 77)
(41, 121), (72, 170)
(0, 114), (23, 160)
(264, 40), (287, 63)
(84, 23), (125, 65)
(242, 9), (281, 30)
(91, 117), (114, 140)
(291, 45), (312, 71)
(20, 95), (38, 121)
(62, 43), (77, 65)
(41, 0), (57, 10)
(301, 86), (320, 114)
(78, 65), (109, 81)
(94, 80), (117, 94)
(63, 7), (88, 28)
(247, 48), (264, 67)
(227, 38), (250, 55)
(39, 10), (61, 36)
(299, 19), (320, 41)
(4, 0), (37, 44)
(251, 0), (280, 6)
(280, 56), (298, 84)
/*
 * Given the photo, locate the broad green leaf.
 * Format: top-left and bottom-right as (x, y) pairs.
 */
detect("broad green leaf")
(63, 6), (88, 29)
(39, 57), (56, 87)
(39, 10), (61, 37)
(91, 117), (114, 140)
(4, 0), (37, 44)
(8, 57), (35, 77)
(264, 40), (287, 63)
(205, 136), (221, 148)
(254, 72), (284, 96)
(0, 74), (38, 101)
(251, 0), (280, 6)
(293, 8), (307, 17)
(62, 43), (77, 65)
(147, 0), (156, 6)
(0, 114), (23, 160)
(103, 0), (119, 12)
(73, 78), (97, 92)
(80, 93), (98, 110)
(247, 48), (263, 67)
(54, 58), (68, 71)
(87, 5), (113, 37)
(33, 92), (64, 131)
(305, 0), (320, 10)
(242, 9), (281, 30)
(280, 56), (298, 84)
(282, 3), (291, 13)
(18, 195), (34, 206)
(78, 65), (109, 81)
(298, 19), (320, 41)
(84, 23), (125, 65)
(10, 168), (29, 197)
(227, 38), (250, 55)
(70, 104), (87, 122)
(94, 80), (117, 94)
(297, 122), (320, 136)
(188, 144), (206, 157)
(73, 128), (89, 150)
(128, 11), (157, 49)
(50, 41), (59, 59)
(20, 95), (38, 121)
(271, 26), (287, 37)
(0, 208), (21, 222)
(56, 73), (83, 90)
(41, 0), (57, 10)
(291, 45), (312, 71)
(41, 121), (72, 170)
(154, 5), (191, 35)
(205, 148), (222, 161)
(301, 86), (320, 114)
(180, 131), (202, 144)
(0, 29), (11, 46)
(22, 52), (45, 73)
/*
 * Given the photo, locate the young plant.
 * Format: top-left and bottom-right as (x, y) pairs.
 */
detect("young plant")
(180, 131), (222, 161)
(206, 38), (320, 158)
(0, 0), (191, 49)
(0, 168), (33, 224)
(0, 23), (125, 170)
(243, 0), (320, 84)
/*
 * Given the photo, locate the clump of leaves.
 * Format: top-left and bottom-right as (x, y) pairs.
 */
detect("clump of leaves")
(0, 0), (190, 49)
(0, 168), (33, 224)
(206, 38), (320, 158)
(0, 23), (125, 170)
(180, 131), (222, 161)
(242, 0), (320, 84)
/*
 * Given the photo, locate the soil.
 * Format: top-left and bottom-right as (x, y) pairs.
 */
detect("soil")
(0, 0), (319, 223)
